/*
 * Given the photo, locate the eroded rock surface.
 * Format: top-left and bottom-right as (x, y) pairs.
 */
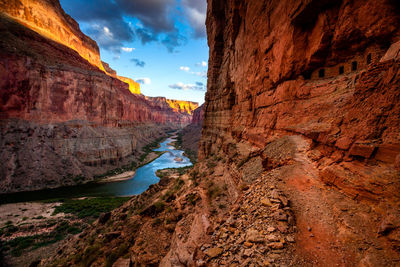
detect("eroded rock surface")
(0, 9), (196, 193)
(192, 0), (400, 265)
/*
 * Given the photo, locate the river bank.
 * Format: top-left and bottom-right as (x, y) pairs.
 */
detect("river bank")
(98, 151), (166, 183)
(0, 132), (193, 266)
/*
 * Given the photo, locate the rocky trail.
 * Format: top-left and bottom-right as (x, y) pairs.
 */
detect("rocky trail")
(205, 179), (296, 266)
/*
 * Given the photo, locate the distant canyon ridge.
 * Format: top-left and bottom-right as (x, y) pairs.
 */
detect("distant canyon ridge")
(0, 0), (199, 193)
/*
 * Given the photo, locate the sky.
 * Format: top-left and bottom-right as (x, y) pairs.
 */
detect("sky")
(60, 0), (208, 105)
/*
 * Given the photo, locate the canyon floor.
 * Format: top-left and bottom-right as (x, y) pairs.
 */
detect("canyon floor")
(1, 131), (399, 266)
(0, 141), (171, 266)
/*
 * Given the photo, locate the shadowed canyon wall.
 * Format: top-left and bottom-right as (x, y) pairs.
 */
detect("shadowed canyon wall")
(0, 3), (197, 193)
(179, 104), (204, 161)
(198, 0), (400, 265)
(25, 1), (400, 266)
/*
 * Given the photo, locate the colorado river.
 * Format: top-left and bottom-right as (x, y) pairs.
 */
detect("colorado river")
(0, 136), (192, 204)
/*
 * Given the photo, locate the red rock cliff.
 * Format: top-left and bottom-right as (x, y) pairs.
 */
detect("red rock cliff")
(191, 104), (204, 125)
(0, 0), (145, 94)
(0, 0), (105, 71)
(0, 3), (193, 193)
(193, 0), (400, 265)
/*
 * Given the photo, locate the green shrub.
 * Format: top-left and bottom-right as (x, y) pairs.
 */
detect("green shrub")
(3, 220), (84, 257)
(153, 201), (165, 213)
(53, 197), (130, 219)
(207, 182), (222, 200)
(152, 218), (162, 226)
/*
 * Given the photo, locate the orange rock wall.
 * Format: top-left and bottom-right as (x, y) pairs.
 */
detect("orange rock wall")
(0, 11), (192, 193)
(166, 99), (199, 115)
(0, 0), (105, 71)
(145, 96), (199, 117)
(191, 104), (204, 125)
(202, 0), (400, 162)
(117, 76), (141, 95)
(201, 0), (400, 264)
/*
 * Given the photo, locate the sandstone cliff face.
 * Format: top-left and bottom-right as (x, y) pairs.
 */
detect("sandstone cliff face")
(27, 1), (400, 266)
(179, 104), (204, 162)
(0, 12), (193, 193)
(0, 0), (104, 71)
(191, 0), (400, 265)
(145, 96), (198, 124)
(0, 0), (145, 95)
(191, 104), (204, 125)
(166, 99), (199, 115)
(117, 75), (141, 95)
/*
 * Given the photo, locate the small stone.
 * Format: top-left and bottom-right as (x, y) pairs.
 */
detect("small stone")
(286, 236), (295, 243)
(112, 258), (131, 267)
(206, 247), (223, 258)
(307, 226), (312, 231)
(263, 260), (272, 266)
(243, 249), (253, 257)
(196, 260), (206, 266)
(271, 204), (281, 211)
(269, 253), (280, 259)
(266, 234), (280, 242)
(277, 221), (288, 233)
(268, 242), (284, 249)
(272, 211), (288, 221)
(244, 241), (253, 247)
(271, 190), (279, 199)
(267, 226), (276, 232)
(246, 228), (264, 243)
(261, 198), (272, 207)
(279, 196), (289, 206)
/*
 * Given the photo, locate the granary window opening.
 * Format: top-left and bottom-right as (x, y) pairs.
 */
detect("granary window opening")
(303, 72), (312, 80)
(367, 53), (372, 64)
(352, 61), (358, 71)
(339, 66), (344, 74)
(318, 69), (325, 78)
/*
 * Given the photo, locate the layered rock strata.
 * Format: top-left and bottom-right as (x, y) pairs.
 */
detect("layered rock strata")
(192, 0), (400, 265)
(0, 0), (105, 71)
(0, 11), (195, 193)
(179, 104), (204, 161)
(0, 0), (145, 94)
(145, 96), (199, 116)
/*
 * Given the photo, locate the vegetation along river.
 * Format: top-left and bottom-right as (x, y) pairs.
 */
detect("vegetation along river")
(0, 136), (192, 204)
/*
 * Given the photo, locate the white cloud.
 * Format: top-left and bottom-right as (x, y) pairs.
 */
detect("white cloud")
(190, 71), (206, 78)
(135, 78), (151, 84)
(196, 61), (207, 67)
(103, 26), (113, 37)
(180, 66), (190, 72)
(169, 82), (205, 91)
(121, 47), (135, 52)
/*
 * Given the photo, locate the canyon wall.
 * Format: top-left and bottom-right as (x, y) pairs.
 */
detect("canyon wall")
(191, 103), (204, 125)
(0, 0), (105, 71)
(0, 0), (145, 94)
(27, 1), (400, 266)
(191, 0), (400, 265)
(179, 104), (204, 161)
(146, 96), (199, 116)
(0, 5), (196, 193)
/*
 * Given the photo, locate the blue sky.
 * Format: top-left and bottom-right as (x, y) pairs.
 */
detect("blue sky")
(60, 0), (208, 104)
